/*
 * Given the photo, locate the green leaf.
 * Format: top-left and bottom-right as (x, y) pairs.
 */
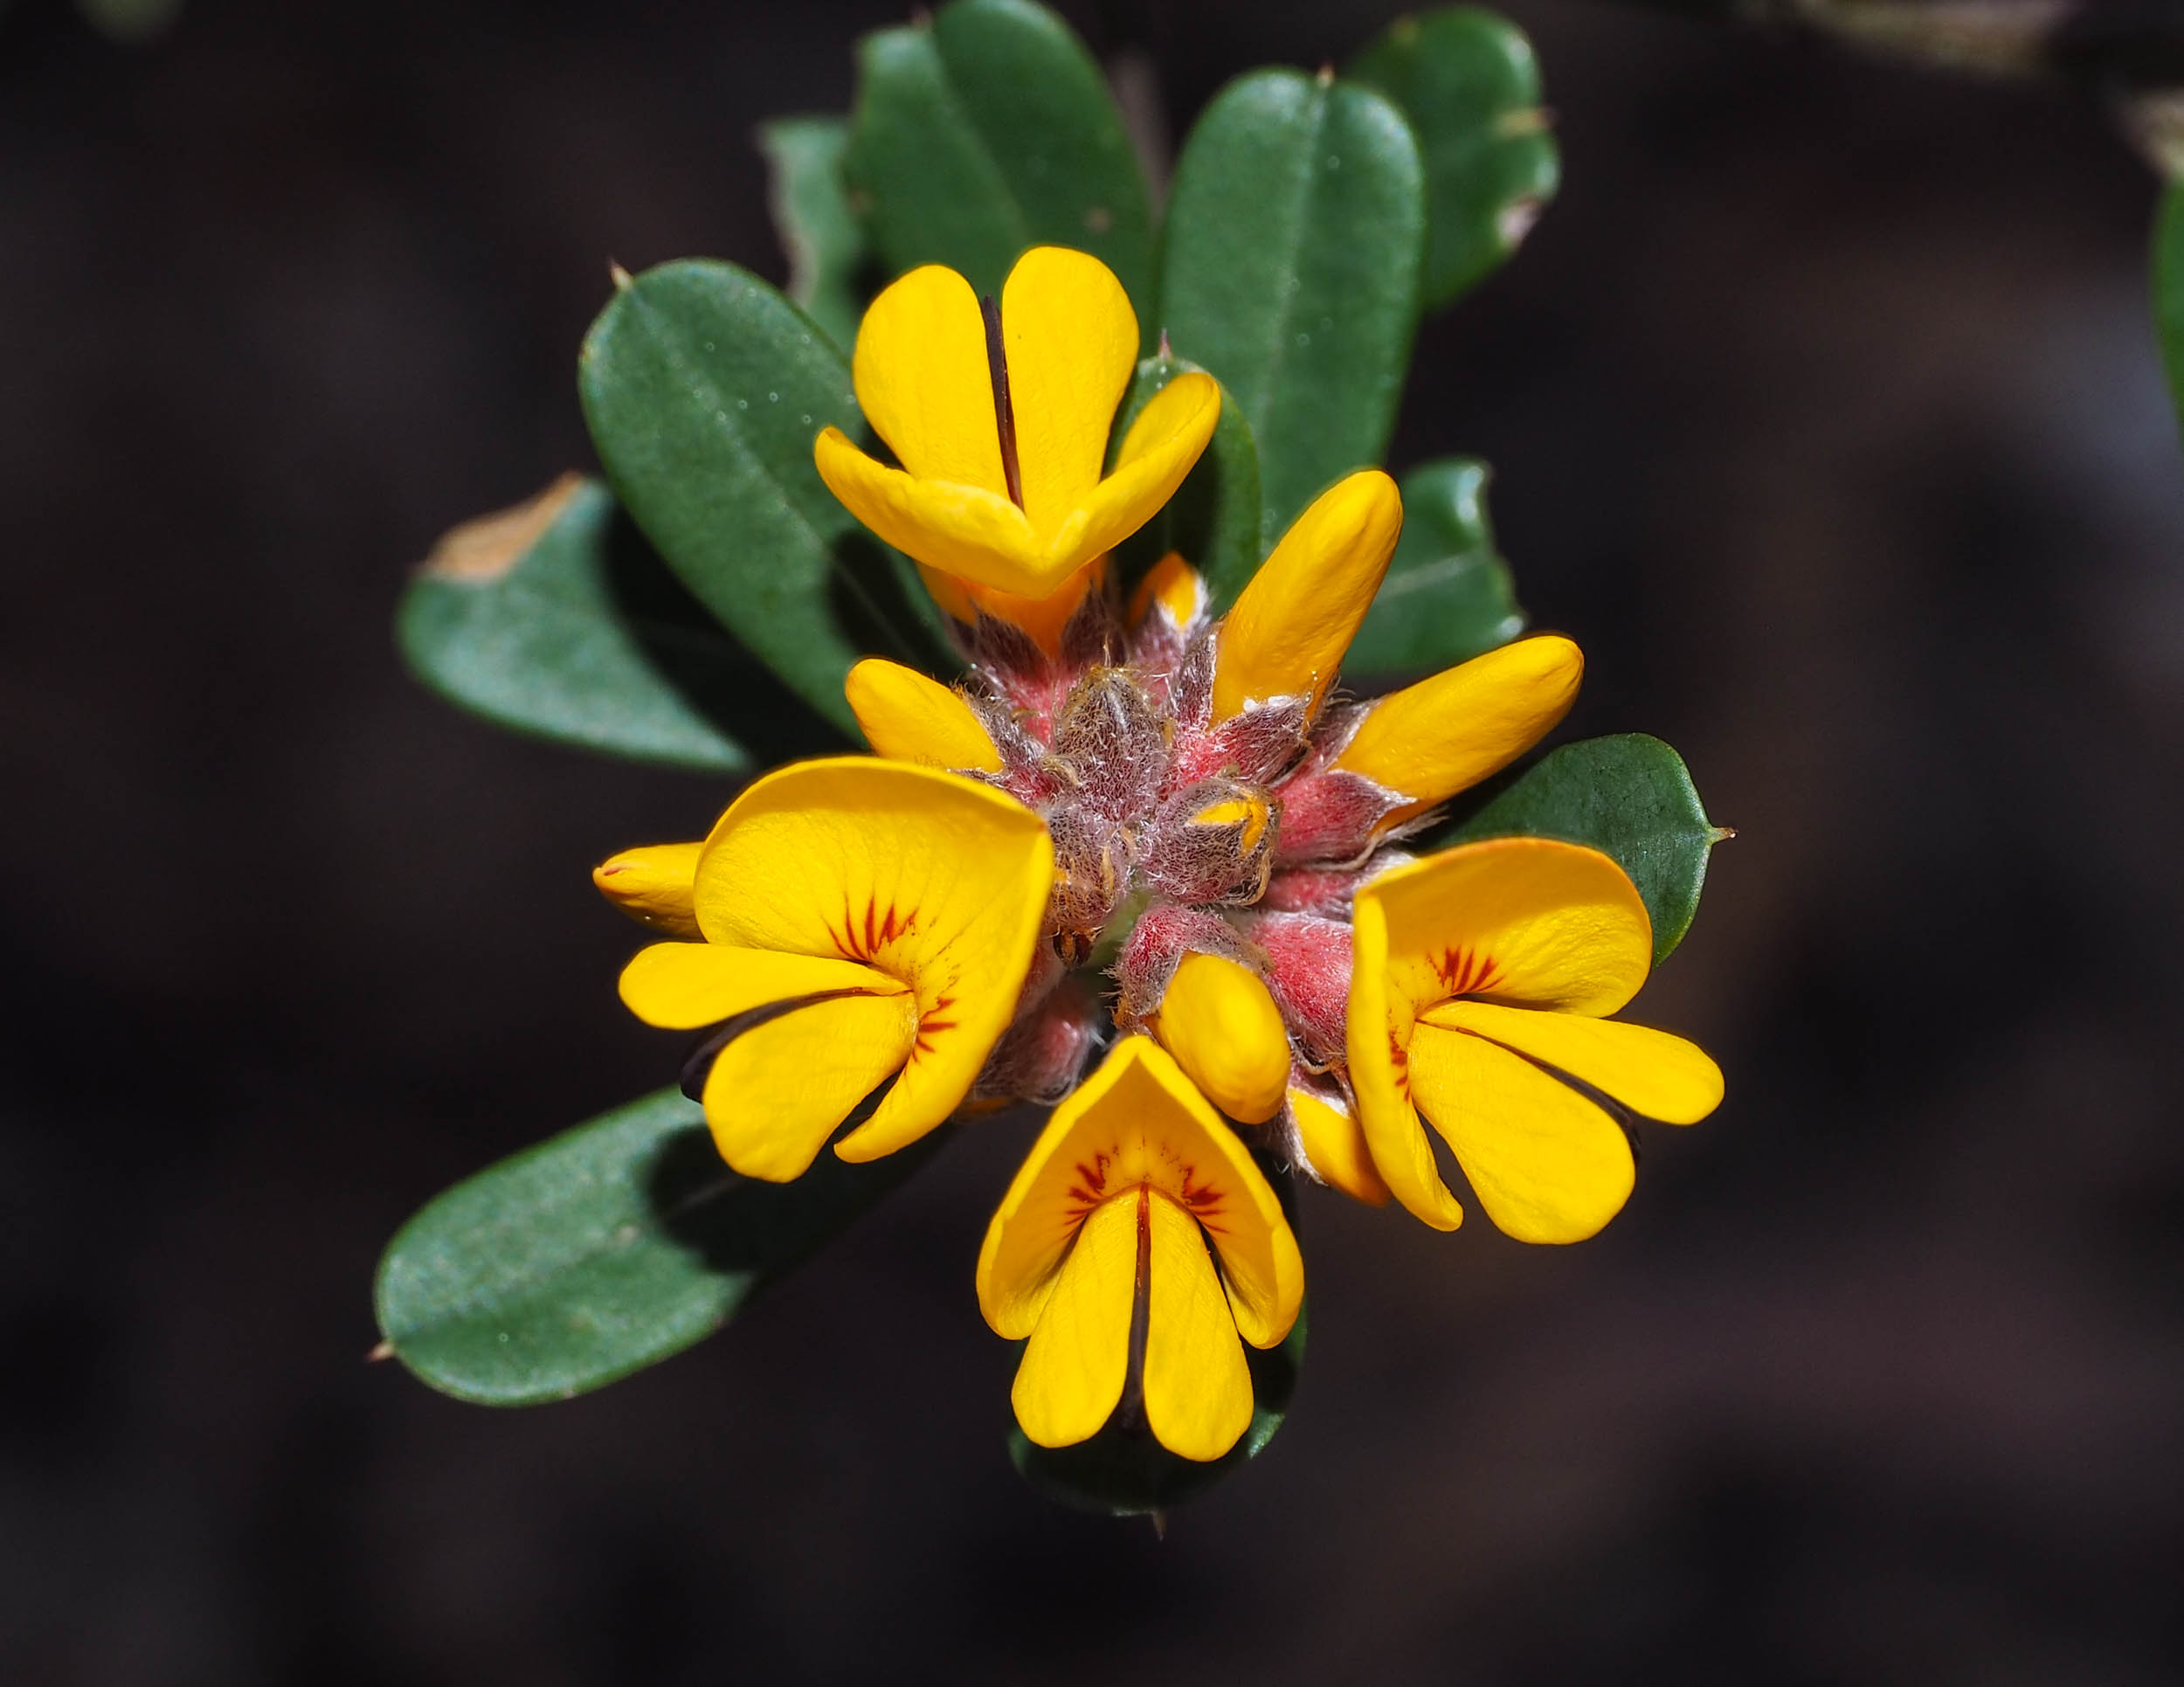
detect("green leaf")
(1159, 69), (1427, 540)
(1349, 7), (1559, 311)
(844, 0), (1156, 325)
(376, 1089), (939, 1406)
(1344, 457), (1524, 680)
(1439, 734), (1723, 964)
(579, 260), (950, 734)
(1010, 1305), (1307, 1518)
(1108, 356), (1263, 610)
(2156, 183), (2184, 432)
(396, 474), (819, 773)
(757, 115), (873, 354)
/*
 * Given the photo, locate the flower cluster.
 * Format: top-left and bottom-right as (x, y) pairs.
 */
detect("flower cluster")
(593, 248), (1723, 1464)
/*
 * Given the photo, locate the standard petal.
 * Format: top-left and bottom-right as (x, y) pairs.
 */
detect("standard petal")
(1000, 247), (1140, 536)
(1045, 371), (1221, 575)
(851, 264), (1007, 496)
(1147, 951), (1290, 1124)
(813, 429), (1052, 591)
(1011, 1190), (1138, 1449)
(1420, 1000), (1724, 1124)
(700, 991), (921, 1182)
(977, 1037), (1298, 1348)
(1406, 1020), (1635, 1244)
(1358, 836), (1654, 1021)
(695, 757), (1055, 1160)
(1213, 468), (1403, 722)
(844, 658), (1003, 772)
(1344, 892), (1468, 1231)
(618, 942), (903, 1029)
(1333, 636), (1585, 820)
(592, 841), (704, 938)
(1143, 1191), (1254, 1462)
(1289, 1082), (1392, 1206)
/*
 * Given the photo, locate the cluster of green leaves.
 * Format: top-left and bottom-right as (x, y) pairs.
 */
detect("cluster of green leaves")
(384, 0), (1724, 1516)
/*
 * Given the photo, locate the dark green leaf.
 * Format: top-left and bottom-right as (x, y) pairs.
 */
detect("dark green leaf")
(376, 1089), (940, 1406)
(757, 115), (874, 354)
(844, 0), (1155, 325)
(579, 259), (951, 734)
(1349, 7), (1559, 311)
(1108, 356), (1262, 610)
(1344, 457), (1524, 681)
(1010, 1305), (1307, 1518)
(398, 474), (843, 773)
(2155, 183), (2184, 431)
(1439, 734), (1722, 964)
(1158, 69), (1426, 540)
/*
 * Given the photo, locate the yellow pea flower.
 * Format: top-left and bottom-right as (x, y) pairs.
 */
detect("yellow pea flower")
(812, 246), (1220, 609)
(591, 841), (703, 938)
(617, 757), (1054, 1183)
(978, 1036), (1304, 1463)
(1347, 837), (1724, 1241)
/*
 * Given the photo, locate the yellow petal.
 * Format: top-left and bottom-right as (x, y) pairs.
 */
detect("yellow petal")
(843, 658), (1003, 773)
(694, 757), (1054, 1160)
(851, 263), (1006, 497)
(813, 428), (1054, 592)
(592, 842), (703, 938)
(915, 563), (978, 625)
(1143, 1190), (1254, 1462)
(700, 992), (920, 1181)
(1358, 837), (1654, 1022)
(619, 942), (904, 1030)
(1000, 247), (1139, 536)
(1146, 952), (1289, 1124)
(1289, 1083), (1391, 1206)
(1212, 469), (1402, 723)
(977, 1036), (1300, 1348)
(1128, 552), (1207, 632)
(1345, 890), (1468, 1230)
(1010, 1190), (1137, 1448)
(1333, 636), (1585, 820)
(1055, 371), (1221, 567)
(1420, 1000), (1724, 1124)
(1406, 1020), (1635, 1243)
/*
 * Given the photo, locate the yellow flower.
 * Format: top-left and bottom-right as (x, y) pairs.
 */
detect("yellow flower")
(616, 757), (1053, 1182)
(812, 245), (1220, 616)
(978, 1036), (1304, 1462)
(1347, 837), (1724, 1241)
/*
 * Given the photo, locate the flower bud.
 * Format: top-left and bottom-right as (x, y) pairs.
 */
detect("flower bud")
(1211, 469), (1400, 723)
(592, 842), (703, 937)
(1286, 1075), (1390, 1206)
(974, 972), (1101, 1105)
(845, 658), (1004, 773)
(1244, 911), (1353, 1066)
(1146, 951), (1290, 1124)
(1143, 779), (1275, 904)
(1330, 636), (1583, 822)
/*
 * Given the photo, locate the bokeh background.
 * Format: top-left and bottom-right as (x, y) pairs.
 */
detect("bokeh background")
(6, 0), (2183, 1680)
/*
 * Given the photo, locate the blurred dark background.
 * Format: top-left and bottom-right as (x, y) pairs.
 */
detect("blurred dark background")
(6, 0), (2183, 1680)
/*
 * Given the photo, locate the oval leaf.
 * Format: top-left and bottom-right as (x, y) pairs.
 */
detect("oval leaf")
(1344, 457), (1525, 681)
(2156, 182), (2184, 431)
(1436, 733), (1722, 964)
(1010, 1306), (1306, 1518)
(579, 259), (950, 733)
(845, 0), (1155, 323)
(376, 1089), (939, 1406)
(1158, 69), (1426, 538)
(1109, 356), (1263, 610)
(1349, 6), (1560, 311)
(758, 114), (874, 355)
